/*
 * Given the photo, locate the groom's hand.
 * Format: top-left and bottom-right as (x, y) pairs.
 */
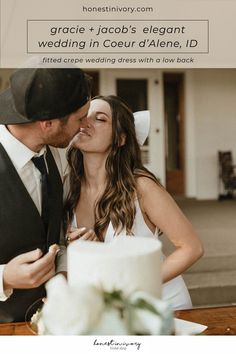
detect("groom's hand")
(3, 246), (60, 291)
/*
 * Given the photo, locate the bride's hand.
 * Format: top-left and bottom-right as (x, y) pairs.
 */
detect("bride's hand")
(65, 227), (99, 244)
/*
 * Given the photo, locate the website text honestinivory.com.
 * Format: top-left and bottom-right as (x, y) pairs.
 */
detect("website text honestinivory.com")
(82, 5), (154, 14)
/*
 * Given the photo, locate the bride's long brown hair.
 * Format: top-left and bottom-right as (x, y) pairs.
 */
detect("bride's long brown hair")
(64, 95), (160, 240)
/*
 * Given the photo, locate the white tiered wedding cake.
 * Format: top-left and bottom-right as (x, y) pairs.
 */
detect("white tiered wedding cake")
(68, 236), (162, 298)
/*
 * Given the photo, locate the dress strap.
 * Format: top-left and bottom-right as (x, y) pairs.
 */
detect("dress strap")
(72, 213), (78, 228)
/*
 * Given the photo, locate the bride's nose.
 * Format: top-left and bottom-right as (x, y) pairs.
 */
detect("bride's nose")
(80, 115), (93, 128)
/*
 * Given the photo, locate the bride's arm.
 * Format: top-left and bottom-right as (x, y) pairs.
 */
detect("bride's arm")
(136, 177), (204, 283)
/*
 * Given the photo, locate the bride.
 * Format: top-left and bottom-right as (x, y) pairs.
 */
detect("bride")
(63, 95), (203, 310)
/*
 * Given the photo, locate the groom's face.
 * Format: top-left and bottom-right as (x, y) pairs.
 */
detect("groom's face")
(44, 101), (90, 148)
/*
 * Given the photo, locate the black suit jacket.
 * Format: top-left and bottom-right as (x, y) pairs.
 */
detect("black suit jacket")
(0, 144), (63, 322)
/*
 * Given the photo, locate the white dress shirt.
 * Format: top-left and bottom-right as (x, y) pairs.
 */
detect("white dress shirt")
(0, 125), (67, 301)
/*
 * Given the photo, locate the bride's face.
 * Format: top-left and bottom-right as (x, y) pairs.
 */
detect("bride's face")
(71, 99), (113, 153)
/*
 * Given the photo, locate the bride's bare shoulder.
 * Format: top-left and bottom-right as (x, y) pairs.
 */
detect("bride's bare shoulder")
(135, 175), (164, 196)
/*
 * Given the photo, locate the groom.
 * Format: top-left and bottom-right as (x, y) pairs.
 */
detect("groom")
(0, 67), (91, 322)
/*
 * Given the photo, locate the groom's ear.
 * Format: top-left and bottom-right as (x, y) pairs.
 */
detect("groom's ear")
(119, 133), (126, 147)
(38, 120), (53, 131)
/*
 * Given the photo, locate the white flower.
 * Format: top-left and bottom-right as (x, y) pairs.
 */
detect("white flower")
(31, 309), (46, 335)
(41, 274), (104, 335)
(129, 291), (174, 335)
(36, 316), (47, 335)
(91, 307), (129, 335)
(32, 277), (174, 336)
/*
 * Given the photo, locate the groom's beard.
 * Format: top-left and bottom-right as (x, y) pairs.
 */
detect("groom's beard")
(45, 126), (80, 149)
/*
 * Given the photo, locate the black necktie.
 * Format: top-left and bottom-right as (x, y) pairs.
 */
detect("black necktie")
(32, 155), (50, 234)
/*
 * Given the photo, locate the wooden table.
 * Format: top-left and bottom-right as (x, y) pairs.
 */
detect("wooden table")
(0, 305), (236, 335)
(0, 321), (33, 335)
(175, 305), (236, 335)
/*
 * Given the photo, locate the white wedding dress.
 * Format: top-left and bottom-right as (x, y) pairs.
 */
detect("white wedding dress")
(72, 199), (192, 310)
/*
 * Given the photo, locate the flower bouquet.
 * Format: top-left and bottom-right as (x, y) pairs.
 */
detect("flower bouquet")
(31, 274), (174, 335)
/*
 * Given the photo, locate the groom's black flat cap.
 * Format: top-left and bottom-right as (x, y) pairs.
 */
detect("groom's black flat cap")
(0, 68), (90, 124)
